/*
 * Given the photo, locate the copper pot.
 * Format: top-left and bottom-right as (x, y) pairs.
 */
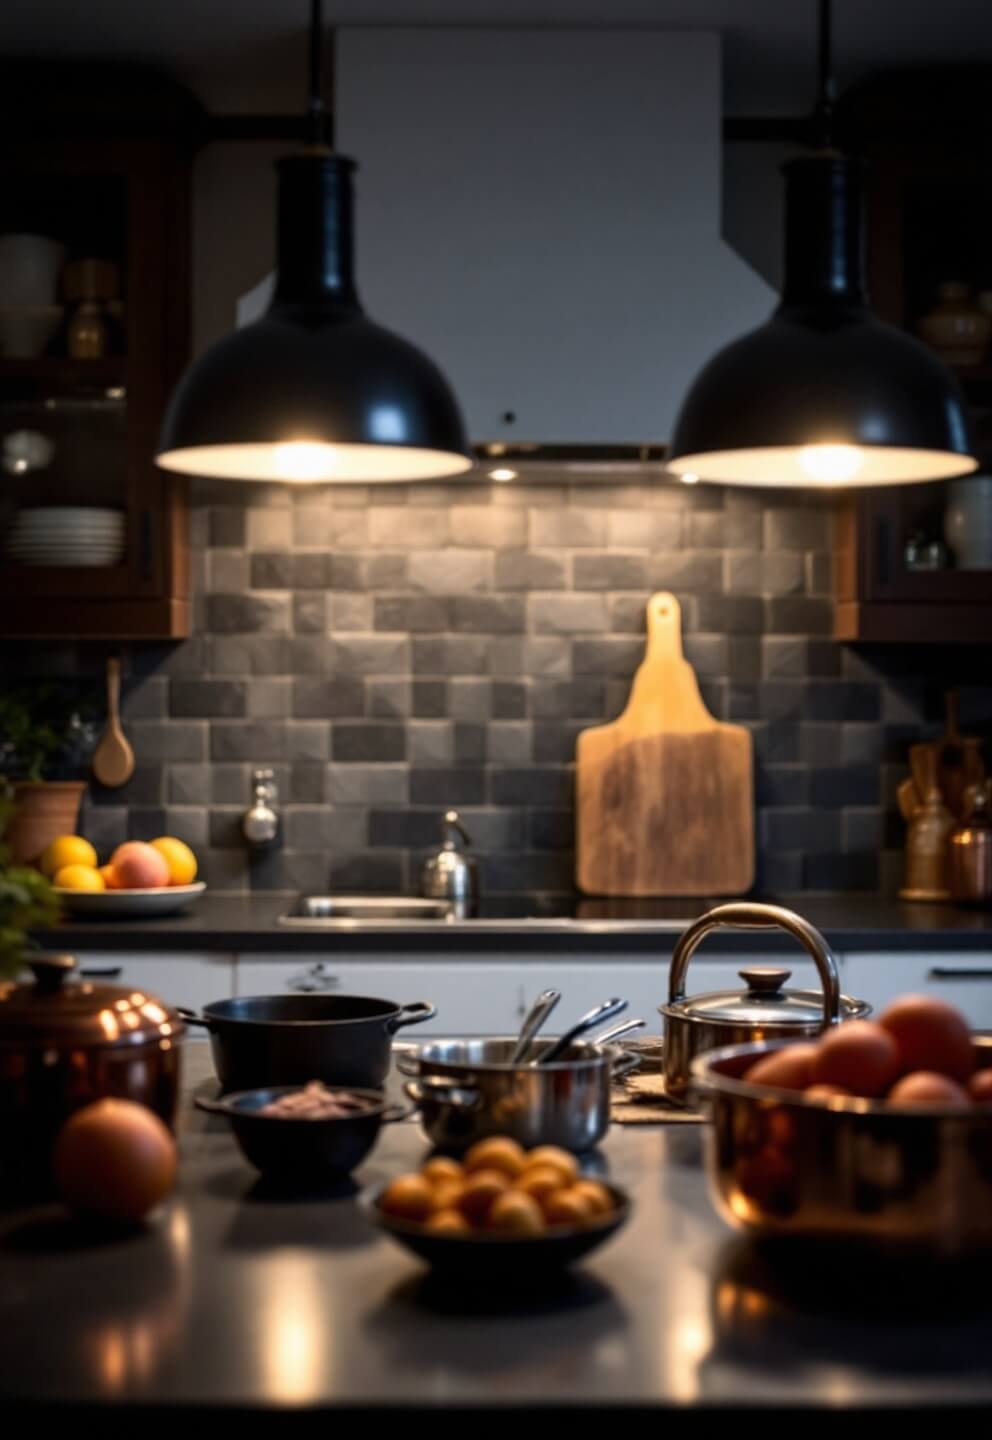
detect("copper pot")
(0, 954), (184, 1181)
(659, 903), (870, 1099)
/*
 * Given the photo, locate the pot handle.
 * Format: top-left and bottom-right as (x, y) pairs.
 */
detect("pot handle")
(403, 1077), (482, 1113)
(381, 1101), (415, 1124)
(176, 1006), (214, 1031)
(668, 902), (841, 1031)
(610, 1049), (642, 1079)
(393, 1049), (421, 1078)
(389, 1001), (437, 1032)
(194, 1094), (228, 1115)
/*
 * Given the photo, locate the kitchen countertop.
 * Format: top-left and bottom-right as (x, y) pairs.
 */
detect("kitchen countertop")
(2, 1043), (991, 1414)
(32, 890), (992, 954)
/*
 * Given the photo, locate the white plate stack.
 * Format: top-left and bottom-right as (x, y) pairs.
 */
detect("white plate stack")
(5, 507), (126, 567)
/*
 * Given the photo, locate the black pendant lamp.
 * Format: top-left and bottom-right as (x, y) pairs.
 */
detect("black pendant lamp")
(667, 1), (977, 489)
(157, 2), (470, 484)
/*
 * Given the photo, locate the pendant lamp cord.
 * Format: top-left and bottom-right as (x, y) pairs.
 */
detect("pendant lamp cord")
(814, 0), (835, 149)
(305, 0), (333, 149)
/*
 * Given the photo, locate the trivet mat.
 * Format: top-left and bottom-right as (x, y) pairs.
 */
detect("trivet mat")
(611, 1071), (705, 1125)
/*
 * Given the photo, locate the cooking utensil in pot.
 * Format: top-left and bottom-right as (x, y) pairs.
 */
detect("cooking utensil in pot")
(538, 997), (627, 1064)
(177, 994), (435, 1092)
(196, 1085), (408, 1181)
(510, 988), (561, 1063)
(591, 1017), (646, 1047)
(692, 1037), (992, 1257)
(362, 1178), (631, 1278)
(0, 954), (183, 1179)
(660, 902), (870, 1099)
(399, 1036), (639, 1152)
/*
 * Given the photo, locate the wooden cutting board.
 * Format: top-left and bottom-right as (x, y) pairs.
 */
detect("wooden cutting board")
(575, 592), (754, 896)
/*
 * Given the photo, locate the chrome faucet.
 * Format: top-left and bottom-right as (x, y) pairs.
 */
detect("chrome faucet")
(242, 768), (280, 849)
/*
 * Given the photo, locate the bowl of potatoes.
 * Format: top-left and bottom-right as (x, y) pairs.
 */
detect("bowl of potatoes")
(363, 1135), (630, 1276)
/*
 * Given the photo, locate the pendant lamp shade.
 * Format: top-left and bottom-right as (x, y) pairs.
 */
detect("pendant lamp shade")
(157, 155), (471, 483)
(667, 155), (977, 488)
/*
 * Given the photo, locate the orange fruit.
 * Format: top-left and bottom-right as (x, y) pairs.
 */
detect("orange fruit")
(150, 836), (198, 886)
(39, 835), (97, 877)
(54, 864), (106, 892)
(99, 864), (122, 889)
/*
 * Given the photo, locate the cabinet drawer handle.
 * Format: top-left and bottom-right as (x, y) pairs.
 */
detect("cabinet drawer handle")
(927, 968), (992, 981)
(79, 965), (124, 979)
(287, 963), (340, 993)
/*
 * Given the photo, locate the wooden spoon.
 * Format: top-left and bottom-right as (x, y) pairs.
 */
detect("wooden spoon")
(91, 656), (135, 788)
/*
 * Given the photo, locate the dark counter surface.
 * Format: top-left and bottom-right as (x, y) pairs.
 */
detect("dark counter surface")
(2, 1044), (991, 1413)
(32, 890), (992, 954)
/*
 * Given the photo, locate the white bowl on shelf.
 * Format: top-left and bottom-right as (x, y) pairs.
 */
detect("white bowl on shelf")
(0, 234), (66, 306)
(0, 305), (64, 358)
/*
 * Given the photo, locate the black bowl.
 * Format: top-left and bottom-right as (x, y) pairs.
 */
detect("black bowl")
(196, 1085), (405, 1180)
(360, 1180), (631, 1279)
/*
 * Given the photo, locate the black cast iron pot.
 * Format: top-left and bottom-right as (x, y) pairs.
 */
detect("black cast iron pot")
(177, 994), (435, 1092)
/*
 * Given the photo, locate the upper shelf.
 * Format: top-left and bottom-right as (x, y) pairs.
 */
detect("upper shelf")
(0, 356), (126, 390)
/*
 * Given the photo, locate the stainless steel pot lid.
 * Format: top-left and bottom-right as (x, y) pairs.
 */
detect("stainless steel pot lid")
(661, 967), (868, 1027)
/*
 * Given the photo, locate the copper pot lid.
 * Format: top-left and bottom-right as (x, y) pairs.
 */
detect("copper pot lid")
(662, 968), (870, 1028)
(0, 954), (182, 1048)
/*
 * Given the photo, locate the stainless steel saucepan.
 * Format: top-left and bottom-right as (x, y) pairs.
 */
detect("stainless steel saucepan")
(659, 902), (870, 1099)
(397, 1036), (639, 1153)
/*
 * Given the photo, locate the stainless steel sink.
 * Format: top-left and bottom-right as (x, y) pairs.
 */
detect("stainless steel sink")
(277, 894), (453, 925)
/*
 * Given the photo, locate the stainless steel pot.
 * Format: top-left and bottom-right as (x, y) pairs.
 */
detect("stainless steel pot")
(397, 1036), (640, 1152)
(692, 1037), (992, 1257)
(660, 902), (870, 1099)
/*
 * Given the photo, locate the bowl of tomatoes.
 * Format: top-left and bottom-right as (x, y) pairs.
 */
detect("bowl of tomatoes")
(692, 994), (992, 1257)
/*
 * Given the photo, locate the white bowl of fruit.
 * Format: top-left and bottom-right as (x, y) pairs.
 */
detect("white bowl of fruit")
(42, 835), (205, 917)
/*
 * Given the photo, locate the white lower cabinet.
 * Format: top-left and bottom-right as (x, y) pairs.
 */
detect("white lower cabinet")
(517, 957), (820, 1033)
(75, 952), (235, 1013)
(843, 952), (992, 1029)
(235, 956), (527, 1034)
(233, 952), (820, 1036)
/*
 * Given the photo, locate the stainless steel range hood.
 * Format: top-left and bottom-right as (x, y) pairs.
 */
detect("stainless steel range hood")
(237, 28), (774, 476)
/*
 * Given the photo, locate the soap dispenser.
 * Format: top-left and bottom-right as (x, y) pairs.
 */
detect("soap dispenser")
(420, 809), (479, 918)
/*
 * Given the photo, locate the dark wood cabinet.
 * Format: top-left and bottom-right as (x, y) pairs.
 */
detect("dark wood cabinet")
(0, 74), (199, 639)
(833, 76), (992, 644)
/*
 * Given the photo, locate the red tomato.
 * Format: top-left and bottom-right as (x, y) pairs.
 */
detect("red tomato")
(968, 1070), (992, 1106)
(810, 1021), (900, 1097)
(804, 1083), (853, 1103)
(888, 1071), (970, 1107)
(743, 1043), (818, 1092)
(879, 995), (974, 1083)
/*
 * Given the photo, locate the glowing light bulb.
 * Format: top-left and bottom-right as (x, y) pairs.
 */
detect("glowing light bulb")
(273, 442), (339, 481)
(488, 467), (518, 482)
(798, 444), (863, 483)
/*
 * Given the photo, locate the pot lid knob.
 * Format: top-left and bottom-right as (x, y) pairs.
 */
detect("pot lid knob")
(739, 967), (792, 996)
(28, 953), (76, 995)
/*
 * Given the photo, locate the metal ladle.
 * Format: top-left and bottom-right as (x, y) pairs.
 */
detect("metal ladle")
(537, 997), (628, 1065)
(510, 989), (561, 1064)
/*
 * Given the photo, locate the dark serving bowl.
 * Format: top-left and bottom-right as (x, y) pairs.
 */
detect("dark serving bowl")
(196, 1085), (407, 1179)
(360, 1180), (631, 1278)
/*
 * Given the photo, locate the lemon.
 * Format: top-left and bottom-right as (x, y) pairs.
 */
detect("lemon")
(54, 864), (106, 892)
(150, 836), (198, 886)
(39, 835), (98, 878)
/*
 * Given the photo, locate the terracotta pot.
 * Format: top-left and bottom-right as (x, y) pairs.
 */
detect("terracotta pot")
(6, 780), (85, 864)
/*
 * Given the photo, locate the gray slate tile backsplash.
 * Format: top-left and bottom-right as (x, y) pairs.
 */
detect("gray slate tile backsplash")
(5, 473), (992, 897)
